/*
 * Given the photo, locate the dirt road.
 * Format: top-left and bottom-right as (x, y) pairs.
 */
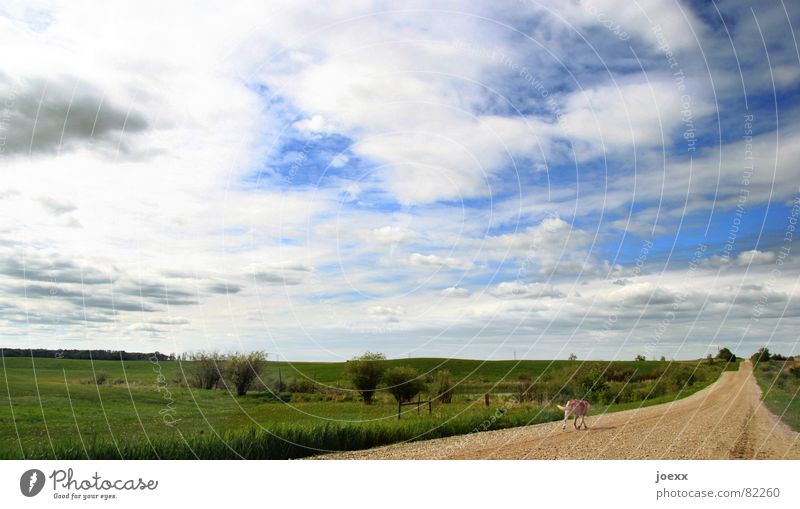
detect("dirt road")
(323, 361), (800, 459)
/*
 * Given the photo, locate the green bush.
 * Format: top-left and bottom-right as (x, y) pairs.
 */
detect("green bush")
(751, 347), (771, 365)
(224, 351), (267, 397)
(383, 367), (426, 403)
(716, 347), (737, 362)
(287, 377), (317, 393)
(185, 351), (224, 390)
(344, 352), (387, 405)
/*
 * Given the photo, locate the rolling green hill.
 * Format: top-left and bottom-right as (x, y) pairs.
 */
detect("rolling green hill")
(0, 355), (735, 459)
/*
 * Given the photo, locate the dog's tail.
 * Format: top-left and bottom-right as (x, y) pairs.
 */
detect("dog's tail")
(556, 404), (565, 411)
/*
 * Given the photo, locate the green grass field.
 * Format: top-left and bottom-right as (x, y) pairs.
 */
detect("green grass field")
(753, 359), (800, 432)
(0, 355), (734, 459)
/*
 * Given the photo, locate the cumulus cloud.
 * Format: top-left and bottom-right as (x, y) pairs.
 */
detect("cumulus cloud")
(367, 304), (405, 322)
(370, 226), (418, 245)
(409, 253), (472, 270)
(735, 250), (777, 267)
(483, 216), (596, 275)
(246, 261), (314, 286)
(701, 250), (779, 269)
(441, 286), (471, 298)
(491, 281), (565, 299)
(0, 251), (112, 285)
(0, 1), (797, 359)
(37, 196), (77, 215)
(205, 282), (243, 294)
(0, 76), (148, 156)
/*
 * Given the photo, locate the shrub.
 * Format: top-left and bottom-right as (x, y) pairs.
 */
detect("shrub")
(515, 373), (533, 403)
(751, 347), (771, 365)
(287, 377), (317, 394)
(344, 352), (387, 405)
(434, 370), (455, 403)
(186, 351), (224, 390)
(716, 347), (737, 362)
(577, 367), (608, 399)
(383, 367), (426, 403)
(224, 351), (267, 397)
(605, 366), (635, 382)
(92, 371), (108, 385)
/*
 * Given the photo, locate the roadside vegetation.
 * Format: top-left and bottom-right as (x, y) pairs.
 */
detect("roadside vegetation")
(751, 347), (800, 432)
(0, 349), (738, 459)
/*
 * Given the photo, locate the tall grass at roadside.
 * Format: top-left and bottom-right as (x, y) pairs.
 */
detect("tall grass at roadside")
(17, 405), (563, 460)
(753, 359), (800, 432)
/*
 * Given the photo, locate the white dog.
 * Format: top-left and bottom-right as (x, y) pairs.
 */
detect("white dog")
(557, 399), (590, 430)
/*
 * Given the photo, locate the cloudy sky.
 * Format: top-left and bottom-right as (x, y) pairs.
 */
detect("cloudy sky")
(1, 0), (799, 361)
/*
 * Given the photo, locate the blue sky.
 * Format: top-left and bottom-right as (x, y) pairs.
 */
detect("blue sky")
(0, 0), (799, 361)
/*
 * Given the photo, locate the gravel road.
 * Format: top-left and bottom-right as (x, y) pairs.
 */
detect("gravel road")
(321, 361), (800, 459)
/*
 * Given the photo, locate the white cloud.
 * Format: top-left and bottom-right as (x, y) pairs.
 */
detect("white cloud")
(441, 286), (471, 298)
(0, 1), (797, 360)
(293, 114), (331, 133)
(491, 281), (565, 299)
(735, 250), (777, 267)
(370, 226), (418, 245)
(330, 153), (349, 168)
(409, 253), (472, 270)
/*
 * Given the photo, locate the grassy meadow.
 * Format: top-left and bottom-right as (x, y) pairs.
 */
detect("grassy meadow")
(0, 354), (736, 459)
(753, 358), (800, 432)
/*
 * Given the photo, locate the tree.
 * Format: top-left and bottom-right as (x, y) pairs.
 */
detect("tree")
(225, 351), (267, 396)
(186, 351), (224, 389)
(705, 354), (714, 365)
(659, 356), (667, 362)
(434, 370), (455, 404)
(568, 353), (577, 361)
(716, 347), (736, 362)
(634, 354), (646, 362)
(751, 347), (771, 365)
(345, 352), (387, 405)
(383, 367), (427, 404)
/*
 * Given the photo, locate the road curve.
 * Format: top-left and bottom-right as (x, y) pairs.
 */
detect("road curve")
(322, 361), (800, 459)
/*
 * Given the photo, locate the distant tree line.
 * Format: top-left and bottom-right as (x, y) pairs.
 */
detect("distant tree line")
(0, 348), (174, 361)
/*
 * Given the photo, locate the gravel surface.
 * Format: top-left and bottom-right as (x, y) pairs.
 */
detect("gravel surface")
(319, 361), (800, 460)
